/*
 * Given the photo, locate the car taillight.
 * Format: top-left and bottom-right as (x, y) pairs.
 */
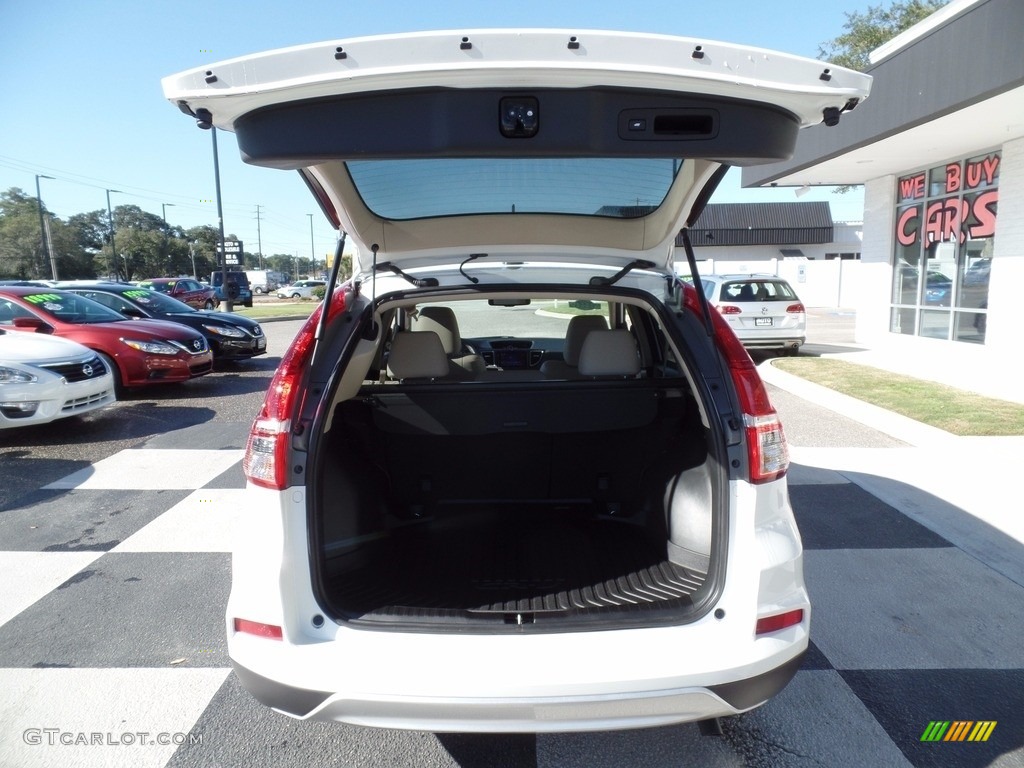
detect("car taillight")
(717, 304), (742, 315)
(681, 281), (789, 484)
(786, 303), (806, 314)
(755, 608), (804, 635)
(243, 286), (349, 490)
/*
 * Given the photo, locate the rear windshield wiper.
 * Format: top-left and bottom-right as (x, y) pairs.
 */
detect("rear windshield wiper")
(377, 261), (439, 288)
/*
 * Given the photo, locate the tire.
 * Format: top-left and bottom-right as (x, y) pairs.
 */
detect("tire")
(291, 292), (301, 299)
(97, 351), (125, 398)
(254, 287), (264, 295)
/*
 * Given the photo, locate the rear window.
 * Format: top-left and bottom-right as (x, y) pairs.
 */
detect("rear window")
(346, 158), (683, 220)
(720, 280), (797, 302)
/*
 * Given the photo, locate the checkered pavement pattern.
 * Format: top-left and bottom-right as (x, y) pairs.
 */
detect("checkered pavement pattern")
(1, 424), (1021, 768)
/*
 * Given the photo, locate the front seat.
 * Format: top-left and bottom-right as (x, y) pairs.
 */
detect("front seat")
(577, 330), (642, 378)
(412, 306), (486, 379)
(541, 315), (609, 379)
(386, 331), (451, 382)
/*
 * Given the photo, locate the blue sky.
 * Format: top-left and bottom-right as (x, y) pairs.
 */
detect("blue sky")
(0, 0), (877, 260)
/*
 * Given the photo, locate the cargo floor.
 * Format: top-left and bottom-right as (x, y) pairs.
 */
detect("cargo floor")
(323, 506), (706, 622)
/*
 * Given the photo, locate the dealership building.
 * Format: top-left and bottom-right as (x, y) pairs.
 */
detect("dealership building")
(743, 0), (1022, 366)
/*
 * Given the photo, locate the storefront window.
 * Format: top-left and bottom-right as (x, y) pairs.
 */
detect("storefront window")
(890, 151), (999, 344)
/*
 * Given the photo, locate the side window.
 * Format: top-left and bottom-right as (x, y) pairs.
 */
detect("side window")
(0, 300), (32, 325)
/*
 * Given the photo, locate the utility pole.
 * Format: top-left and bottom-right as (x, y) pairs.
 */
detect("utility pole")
(35, 174), (57, 280)
(255, 205), (264, 269)
(161, 203), (176, 275)
(106, 189), (122, 280)
(308, 214), (316, 277)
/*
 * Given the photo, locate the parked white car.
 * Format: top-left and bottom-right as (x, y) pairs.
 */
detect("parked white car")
(0, 329), (115, 428)
(276, 280), (325, 299)
(698, 274), (807, 354)
(164, 28), (870, 733)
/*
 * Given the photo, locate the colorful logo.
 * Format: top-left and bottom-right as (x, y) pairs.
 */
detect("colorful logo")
(920, 721), (996, 743)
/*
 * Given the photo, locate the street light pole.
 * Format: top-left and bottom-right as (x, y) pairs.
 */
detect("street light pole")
(105, 189), (122, 280)
(35, 174), (57, 280)
(188, 242), (198, 280)
(193, 108), (232, 308)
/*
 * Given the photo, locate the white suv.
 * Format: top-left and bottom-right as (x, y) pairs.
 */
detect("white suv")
(164, 29), (870, 732)
(698, 274), (807, 354)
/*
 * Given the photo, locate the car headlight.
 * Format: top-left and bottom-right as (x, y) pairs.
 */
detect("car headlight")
(120, 338), (179, 355)
(0, 366), (37, 384)
(201, 323), (247, 338)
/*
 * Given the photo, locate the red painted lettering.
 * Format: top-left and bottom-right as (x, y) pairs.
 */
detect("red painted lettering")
(964, 154), (1001, 190)
(899, 173), (925, 200)
(968, 189), (998, 239)
(965, 161), (983, 189)
(984, 155), (1000, 183)
(945, 163), (961, 194)
(896, 206), (919, 246)
(924, 198), (969, 245)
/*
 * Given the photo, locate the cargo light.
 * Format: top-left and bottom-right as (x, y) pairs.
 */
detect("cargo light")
(233, 618), (283, 640)
(755, 609), (804, 635)
(682, 282), (789, 484)
(242, 286), (349, 490)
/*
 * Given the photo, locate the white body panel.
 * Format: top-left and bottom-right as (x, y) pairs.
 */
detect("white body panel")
(0, 333), (115, 428)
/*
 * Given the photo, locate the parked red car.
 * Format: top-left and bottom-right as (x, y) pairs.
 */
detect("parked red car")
(137, 277), (217, 310)
(0, 286), (213, 394)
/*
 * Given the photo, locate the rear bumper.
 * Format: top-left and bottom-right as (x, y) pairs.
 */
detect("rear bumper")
(230, 651), (804, 732)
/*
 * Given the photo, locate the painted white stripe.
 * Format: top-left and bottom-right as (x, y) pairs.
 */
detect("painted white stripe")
(112, 489), (247, 553)
(0, 552), (103, 628)
(0, 667), (229, 768)
(43, 449), (244, 490)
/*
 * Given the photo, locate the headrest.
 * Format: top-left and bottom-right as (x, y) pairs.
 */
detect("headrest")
(577, 330), (641, 377)
(413, 306), (461, 355)
(386, 331), (450, 380)
(563, 314), (609, 366)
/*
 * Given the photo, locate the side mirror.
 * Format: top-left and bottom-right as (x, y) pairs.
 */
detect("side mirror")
(13, 316), (53, 333)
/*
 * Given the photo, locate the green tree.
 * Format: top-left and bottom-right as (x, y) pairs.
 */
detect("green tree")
(818, 1), (947, 71)
(0, 188), (47, 279)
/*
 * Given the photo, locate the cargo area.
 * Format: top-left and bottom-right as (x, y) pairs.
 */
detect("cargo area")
(312, 379), (718, 629)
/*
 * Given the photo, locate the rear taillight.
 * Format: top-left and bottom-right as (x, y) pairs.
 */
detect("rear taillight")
(786, 303), (806, 314)
(243, 286), (349, 490)
(755, 608), (804, 635)
(717, 304), (742, 315)
(681, 281), (789, 484)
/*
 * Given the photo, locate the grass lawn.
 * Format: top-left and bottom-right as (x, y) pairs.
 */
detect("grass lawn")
(772, 357), (1024, 436)
(232, 302), (319, 320)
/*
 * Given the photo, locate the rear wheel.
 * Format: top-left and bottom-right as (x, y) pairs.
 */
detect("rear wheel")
(97, 352), (125, 398)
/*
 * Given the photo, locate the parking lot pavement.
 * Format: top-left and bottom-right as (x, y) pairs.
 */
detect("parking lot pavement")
(1, 337), (1022, 766)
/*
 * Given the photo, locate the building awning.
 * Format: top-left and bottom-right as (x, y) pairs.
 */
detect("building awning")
(679, 201), (833, 247)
